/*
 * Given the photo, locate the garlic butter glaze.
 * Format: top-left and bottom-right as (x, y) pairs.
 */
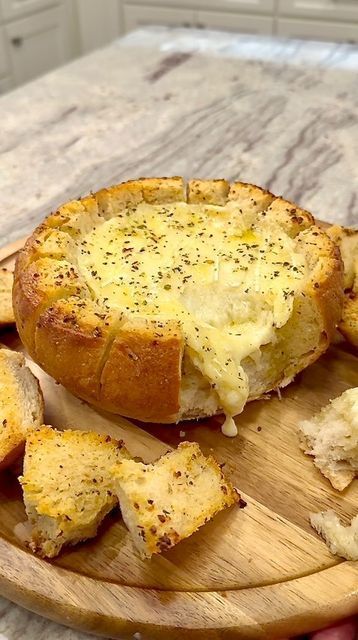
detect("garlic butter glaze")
(76, 201), (306, 433)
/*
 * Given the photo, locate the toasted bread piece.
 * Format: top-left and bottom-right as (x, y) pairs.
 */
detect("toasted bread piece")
(112, 442), (239, 559)
(13, 178), (342, 427)
(327, 225), (358, 347)
(20, 427), (130, 558)
(0, 268), (15, 326)
(0, 348), (43, 469)
(298, 388), (358, 491)
(310, 510), (358, 561)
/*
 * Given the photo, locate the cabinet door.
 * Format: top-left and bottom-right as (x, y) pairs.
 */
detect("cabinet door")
(277, 17), (358, 43)
(0, 0), (55, 21)
(76, 0), (122, 53)
(196, 9), (273, 33)
(123, 4), (194, 31)
(0, 27), (9, 77)
(277, 0), (358, 23)
(5, 6), (69, 86)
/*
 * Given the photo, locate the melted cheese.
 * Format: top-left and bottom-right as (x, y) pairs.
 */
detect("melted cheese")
(76, 201), (306, 432)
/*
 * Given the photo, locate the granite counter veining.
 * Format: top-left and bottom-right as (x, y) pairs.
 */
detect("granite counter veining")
(1, 26), (358, 254)
(0, 26), (357, 640)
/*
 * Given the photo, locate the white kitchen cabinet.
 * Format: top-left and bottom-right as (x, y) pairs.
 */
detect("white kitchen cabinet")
(76, 0), (122, 53)
(278, 0), (358, 23)
(4, 6), (70, 85)
(196, 9), (273, 33)
(0, 0), (56, 20)
(277, 17), (358, 43)
(123, 4), (195, 31)
(0, 27), (9, 76)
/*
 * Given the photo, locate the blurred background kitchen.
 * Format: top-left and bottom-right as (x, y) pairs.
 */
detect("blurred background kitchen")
(1, 0), (358, 94)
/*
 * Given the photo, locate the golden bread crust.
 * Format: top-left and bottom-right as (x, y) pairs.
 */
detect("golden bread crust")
(112, 441), (239, 558)
(100, 319), (183, 420)
(13, 256), (89, 354)
(340, 293), (358, 347)
(14, 177), (343, 422)
(228, 181), (275, 213)
(326, 225), (358, 348)
(188, 179), (229, 205)
(0, 348), (44, 470)
(299, 226), (344, 344)
(0, 268), (15, 326)
(35, 298), (121, 402)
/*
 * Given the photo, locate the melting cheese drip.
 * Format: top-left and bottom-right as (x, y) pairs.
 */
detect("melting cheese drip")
(76, 201), (306, 434)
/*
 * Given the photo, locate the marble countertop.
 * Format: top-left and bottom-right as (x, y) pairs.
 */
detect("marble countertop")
(1, 26), (358, 253)
(0, 26), (357, 640)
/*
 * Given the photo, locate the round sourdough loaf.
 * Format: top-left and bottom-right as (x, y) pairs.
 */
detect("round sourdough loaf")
(13, 178), (343, 433)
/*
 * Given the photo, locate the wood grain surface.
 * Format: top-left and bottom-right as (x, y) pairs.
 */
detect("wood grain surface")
(0, 246), (357, 640)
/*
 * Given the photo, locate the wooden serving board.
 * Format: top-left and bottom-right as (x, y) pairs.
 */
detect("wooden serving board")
(0, 240), (357, 640)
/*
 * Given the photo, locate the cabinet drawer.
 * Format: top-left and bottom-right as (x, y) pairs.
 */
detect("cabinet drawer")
(278, 0), (358, 23)
(195, 0), (274, 14)
(0, 27), (9, 77)
(123, 5), (194, 31)
(5, 6), (69, 86)
(0, 0), (56, 21)
(277, 17), (358, 42)
(196, 10), (273, 33)
(124, 0), (274, 12)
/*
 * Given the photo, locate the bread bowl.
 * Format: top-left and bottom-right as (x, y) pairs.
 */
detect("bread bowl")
(13, 177), (343, 433)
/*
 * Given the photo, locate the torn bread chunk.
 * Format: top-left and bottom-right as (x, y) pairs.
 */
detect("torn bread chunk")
(112, 441), (239, 559)
(298, 388), (358, 491)
(0, 348), (43, 469)
(20, 427), (130, 558)
(310, 510), (358, 561)
(0, 268), (15, 326)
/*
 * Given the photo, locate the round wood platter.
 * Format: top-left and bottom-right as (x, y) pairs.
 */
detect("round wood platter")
(0, 239), (357, 640)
